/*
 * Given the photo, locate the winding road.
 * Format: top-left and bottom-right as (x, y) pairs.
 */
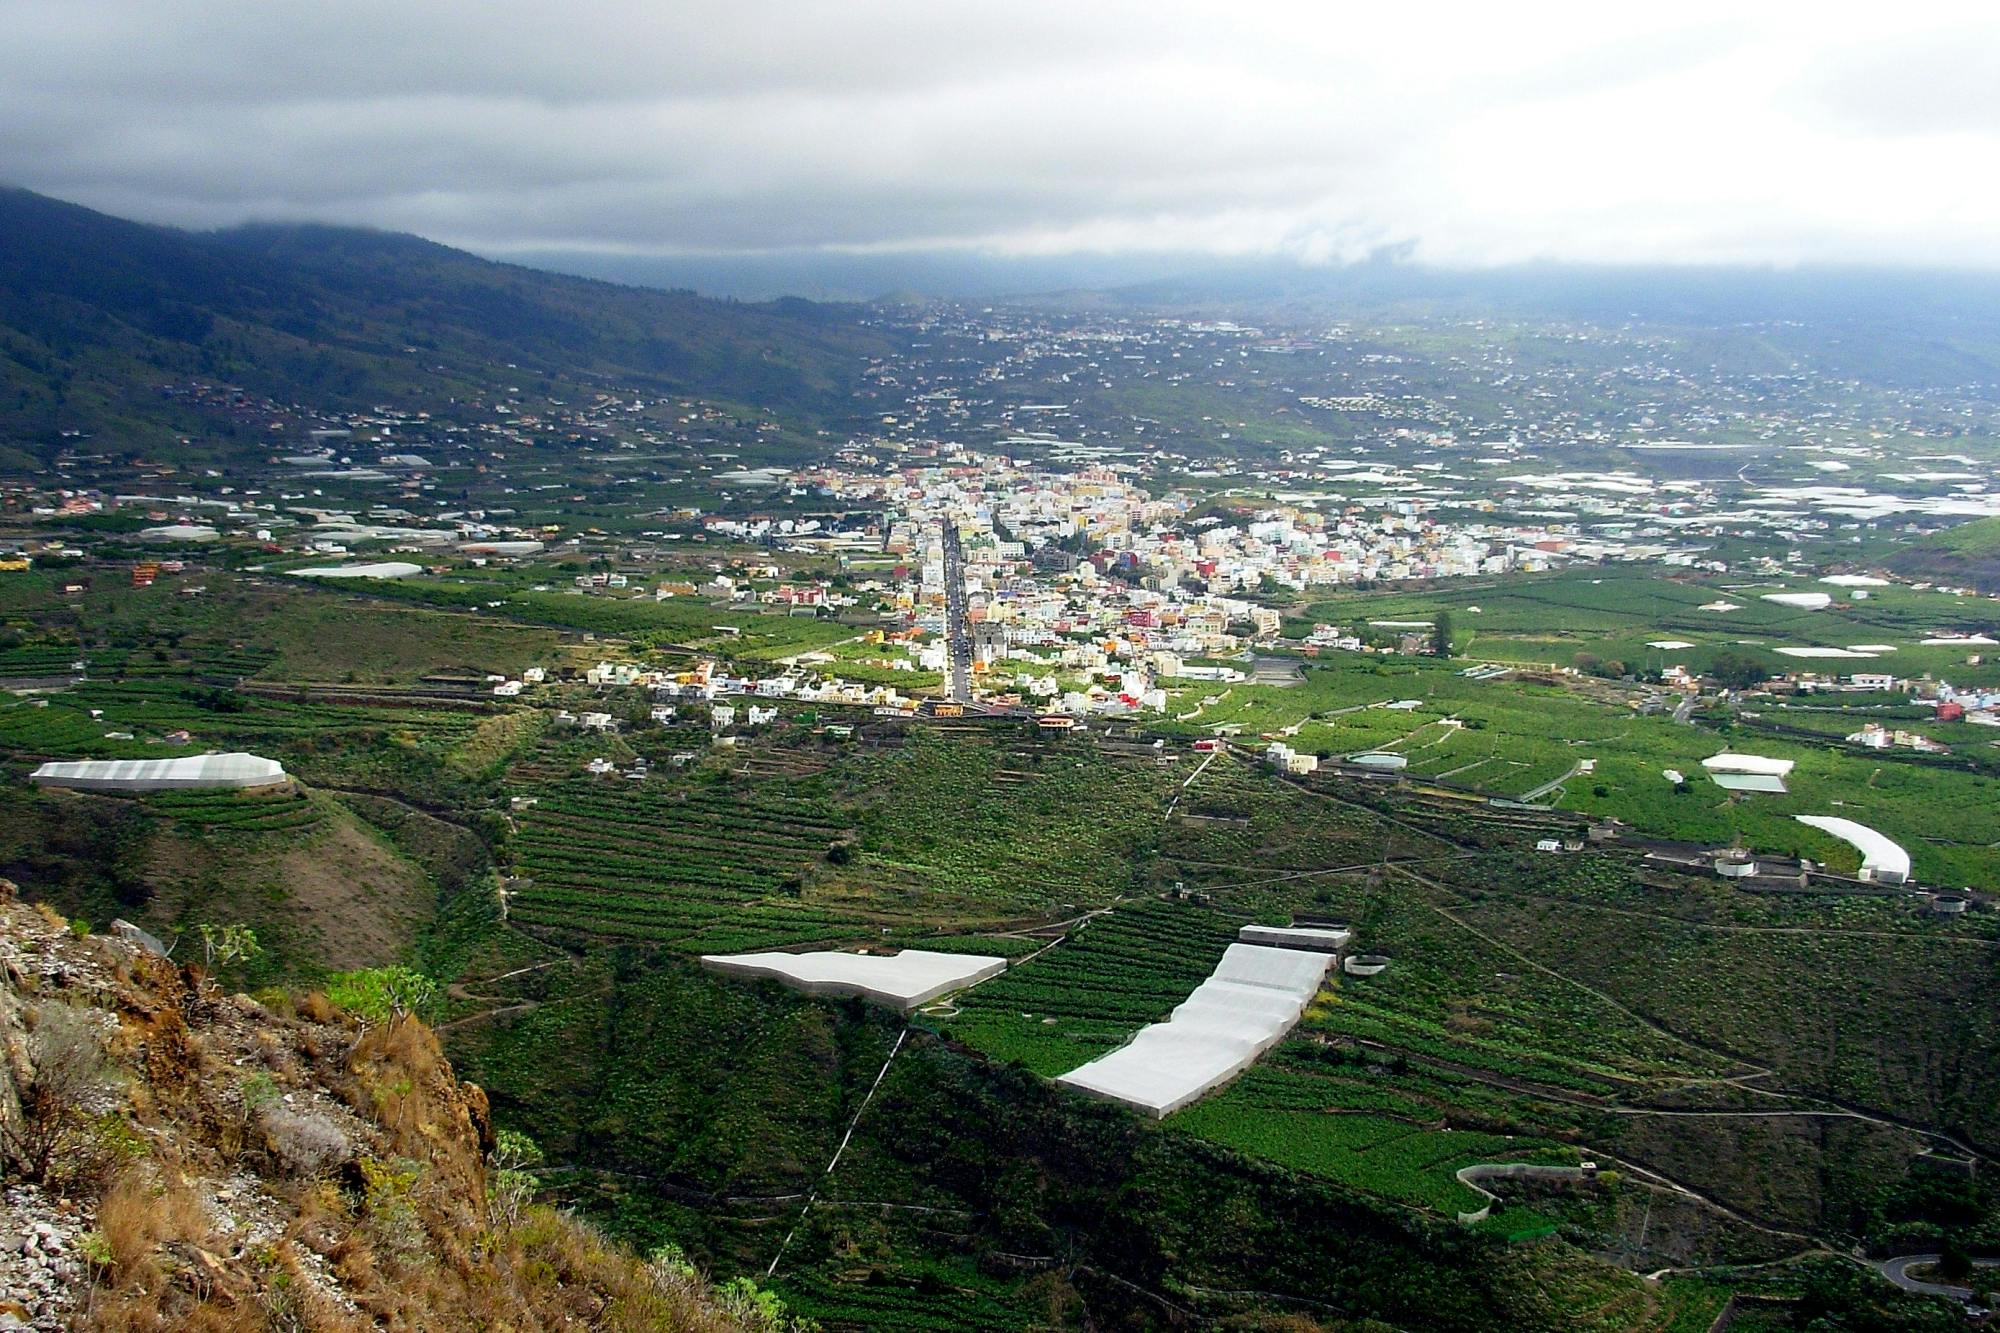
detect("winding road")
(1876, 1253), (1999, 1302)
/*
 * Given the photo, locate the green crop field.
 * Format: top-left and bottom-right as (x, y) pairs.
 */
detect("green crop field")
(950, 896), (1242, 1074)
(1297, 568), (2000, 686)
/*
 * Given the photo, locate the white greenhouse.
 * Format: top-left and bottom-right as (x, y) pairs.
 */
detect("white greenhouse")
(1056, 943), (1334, 1118)
(699, 948), (1006, 1012)
(30, 752), (288, 792)
(1795, 815), (1911, 885)
(1701, 753), (1795, 794)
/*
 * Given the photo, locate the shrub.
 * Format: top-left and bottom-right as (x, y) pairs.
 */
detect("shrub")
(325, 967), (440, 1023)
(1, 1002), (111, 1185)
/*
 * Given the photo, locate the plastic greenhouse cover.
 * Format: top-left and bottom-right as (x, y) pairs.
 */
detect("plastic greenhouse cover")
(700, 948), (1006, 1011)
(30, 752), (288, 790)
(1056, 944), (1333, 1118)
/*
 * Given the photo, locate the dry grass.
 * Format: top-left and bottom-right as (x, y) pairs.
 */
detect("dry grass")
(85, 1166), (232, 1331)
(11, 901), (759, 1333)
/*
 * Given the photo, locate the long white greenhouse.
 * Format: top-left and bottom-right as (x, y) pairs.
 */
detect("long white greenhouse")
(29, 752), (289, 791)
(1056, 943), (1334, 1118)
(1795, 815), (1912, 884)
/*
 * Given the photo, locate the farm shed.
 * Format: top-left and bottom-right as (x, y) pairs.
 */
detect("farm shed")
(1055, 943), (1333, 1119)
(699, 948), (1006, 1012)
(30, 752), (288, 791)
(1795, 815), (1912, 885)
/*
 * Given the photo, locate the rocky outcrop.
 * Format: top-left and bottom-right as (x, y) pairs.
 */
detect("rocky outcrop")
(0, 881), (758, 1332)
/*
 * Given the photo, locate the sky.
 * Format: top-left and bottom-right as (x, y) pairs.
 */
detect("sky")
(5, 1), (2000, 274)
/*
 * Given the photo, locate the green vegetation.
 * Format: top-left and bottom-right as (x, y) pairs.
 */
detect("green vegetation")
(0, 185), (888, 457)
(951, 897), (1240, 1074)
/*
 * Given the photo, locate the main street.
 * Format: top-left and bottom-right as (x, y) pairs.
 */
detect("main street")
(939, 519), (972, 703)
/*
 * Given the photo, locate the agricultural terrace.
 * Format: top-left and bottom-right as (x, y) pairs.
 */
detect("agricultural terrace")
(0, 568), (560, 685)
(827, 734), (1177, 919)
(1294, 568), (2000, 687)
(770, 632), (945, 690)
(505, 774), (873, 954)
(1174, 1093), (1570, 1217)
(1159, 658), (1998, 887)
(337, 569), (859, 662)
(1443, 863), (2000, 1142)
(142, 783), (325, 836)
(1295, 866), (1747, 1094)
(1160, 753), (1448, 892)
(949, 897), (1243, 1075)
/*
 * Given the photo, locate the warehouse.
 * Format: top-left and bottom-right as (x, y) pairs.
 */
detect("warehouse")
(30, 752), (288, 792)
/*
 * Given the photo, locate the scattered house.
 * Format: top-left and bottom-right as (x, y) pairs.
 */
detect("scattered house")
(1264, 741), (1319, 775)
(1845, 723), (1947, 753)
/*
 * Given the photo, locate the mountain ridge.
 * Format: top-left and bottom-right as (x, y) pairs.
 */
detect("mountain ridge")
(0, 186), (886, 462)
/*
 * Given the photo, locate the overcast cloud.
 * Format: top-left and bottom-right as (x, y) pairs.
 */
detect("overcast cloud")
(4, 1), (1999, 268)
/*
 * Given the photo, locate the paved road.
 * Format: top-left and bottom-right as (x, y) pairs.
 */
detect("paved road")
(939, 520), (972, 703)
(1877, 1253), (1999, 1301)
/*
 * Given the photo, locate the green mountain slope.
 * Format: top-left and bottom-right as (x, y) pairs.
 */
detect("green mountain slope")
(1887, 517), (2000, 592)
(0, 185), (886, 457)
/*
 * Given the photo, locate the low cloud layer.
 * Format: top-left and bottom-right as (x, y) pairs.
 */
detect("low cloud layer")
(5, 1), (1998, 268)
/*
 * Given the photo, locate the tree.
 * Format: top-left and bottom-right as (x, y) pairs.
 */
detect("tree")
(0, 1003), (110, 1184)
(1431, 611), (1454, 659)
(1709, 650), (1770, 692)
(326, 966), (439, 1023)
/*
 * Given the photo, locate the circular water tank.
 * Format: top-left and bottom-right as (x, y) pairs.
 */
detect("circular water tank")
(1930, 893), (1970, 915)
(1344, 953), (1390, 977)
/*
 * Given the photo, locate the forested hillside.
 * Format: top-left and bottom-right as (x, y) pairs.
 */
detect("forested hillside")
(0, 186), (885, 459)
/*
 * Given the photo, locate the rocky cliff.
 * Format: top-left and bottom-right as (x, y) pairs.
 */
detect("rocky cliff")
(0, 882), (765, 1332)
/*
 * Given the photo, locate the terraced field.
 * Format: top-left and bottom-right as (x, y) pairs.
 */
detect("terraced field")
(831, 735), (1174, 918)
(950, 897), (1241, 1075)
(1174, 1096), (1566, 1215)
(506, 781), (872, 952)
(143, 784), (324, 835)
